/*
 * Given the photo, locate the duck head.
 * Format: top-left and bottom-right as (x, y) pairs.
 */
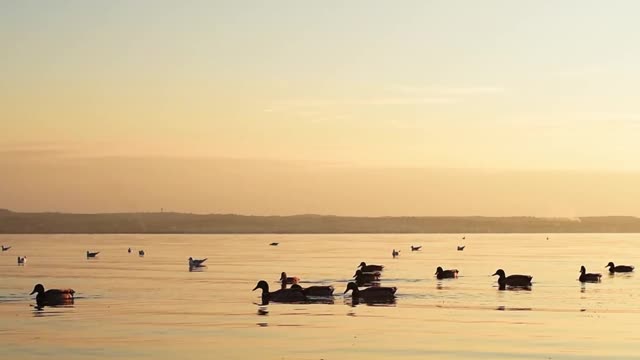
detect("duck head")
(253, 280), (269, 292)
(580, 265), (587, 274)
(605, 262), (615, 268)
(353, 269), (363, 278)
(30, 284), (45, 295)
(343, 282), (359, 294)
(280, 272), (287, 280)
(492, 269), (506, 279)
(358, 262), (367, 268)
(435, 266), (444, 275)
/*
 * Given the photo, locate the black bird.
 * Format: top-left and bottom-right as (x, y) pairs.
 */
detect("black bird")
(411, 245), (422, 251)
(353, 269), (380, 287)
(86, 251), (99, 258)
(359, 262), (384, 272)
(30, 284), (75, 307)
(435, 266), (459, 279)
(457, 245), (465, 251)
(138, 250), (145, 257)
(253, 280), (306, 305)
(269, 242), (279, 246)
(579, 266), (601, 283)
(606, 262), (634, 273)
(492, 269), (532, 289)
(343, 282), (396, 301)
(2, 245), (11, 251)
(290, 284), (335, 297)
(128, 248), (132, 253)
(188, 257), (207, 270)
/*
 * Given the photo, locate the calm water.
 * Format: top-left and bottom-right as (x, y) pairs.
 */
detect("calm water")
(1, 234), (639, 359)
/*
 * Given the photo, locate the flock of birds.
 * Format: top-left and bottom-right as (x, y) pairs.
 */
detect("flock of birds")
(253, 242), (636, 306)
(2, 244), (209, 308)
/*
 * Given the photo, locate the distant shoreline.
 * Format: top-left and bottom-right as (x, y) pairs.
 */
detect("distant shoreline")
(2, 209), (640, 234)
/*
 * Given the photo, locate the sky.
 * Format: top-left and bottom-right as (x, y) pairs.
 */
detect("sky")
(2, 1), (640, 216)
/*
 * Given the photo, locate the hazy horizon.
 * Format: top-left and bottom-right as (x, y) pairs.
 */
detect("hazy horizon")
(3, 2), (640, 216)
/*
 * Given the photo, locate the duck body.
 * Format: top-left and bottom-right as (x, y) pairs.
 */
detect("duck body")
(606, 262), (634, 273)
(253, 280), (306, 304)
(435, 266), (459, 279)
(359, 262), (384, 272)
(344, 282), (396, 301)
(30, 284), (74, 307)
(492, 269), (532, 289)
(579, 266), (601, 282)
(290, 284), (335, 297)
(353, 269), (380, 287)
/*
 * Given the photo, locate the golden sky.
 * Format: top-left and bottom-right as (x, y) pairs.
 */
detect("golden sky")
(2, 1), (640, 215)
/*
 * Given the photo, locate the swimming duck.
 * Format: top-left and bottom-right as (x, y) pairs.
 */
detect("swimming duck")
(290, 284), (335, 297)
(188, 257), (207, 269)
(411, 245), (422, 251)
(606, 262), (634, 273)
(353, 269), (380, 287)
(359, 262), (384, 272)
(457, 245), (465, 251)
(579, 266), (601, 282)
(138, 250), (145, 257)
(128, 248), (132, 253)
(279, 272), (300, 289)
(435, 266), (459, 279)
(492, 269), (532, 289)
(86, 251), (99, 258)
(17, 256), (26, 265)
(343, 282), (396, 301)
(253, 280), (306, 304)
(2, 245), (11, 251)
(30, 284), (75, 307)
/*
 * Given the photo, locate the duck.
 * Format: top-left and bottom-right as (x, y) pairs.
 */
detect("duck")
(188, 257), (207, 269)
(2, 245), (11, 251)
(269, 242), (279, 246)
(457, 245), (465, 251)
(279, 272), (300, 288)
(253, 280), (306, 304)
(392, 249), (400, 258)
(353, 269), (380, 287)
(492, 269), (532, 289)
(343, 282), (396, 301)
(17, 256), (26, 265)
(30, 284), (75, 307)
(138, 250), (145, 257)
(86, 251), (99, 258)
(606, 262), (634, 273)
(411, 245), (422, 251)
(358, 262), (384, 272)
(579, 266), (602, 282)
(290, 284), (335, 297)
(128, 248), (132, 253)
(435, 266), (459, 279)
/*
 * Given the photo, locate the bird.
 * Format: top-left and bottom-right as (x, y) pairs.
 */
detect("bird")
(269, 242), (279, 246)
(128, 248), (132, 253)
(86, 251), (99, 258)
(188, 257), (207, 270)
(392, 249), (400, 258)
(279, 272), (300, 289)
(253, 280), (306, 304)
(138, 250), (145, 257)
(411, 245), (422, 251)
(606, 262), (634, 273)
(2, 245), (11, 251)
(435, 266), (459, 279)
(457, 245), (465, 251)
(358, 262), (384, 272)
(353, 269), (380, 287)
(290, 284), (335, 297)
(17, 256), (26, 265)
(30, 284), (75, 307)
(492, 269), (532, 289)
(579, 266), (602, 283)
(343, 282), (396, 301)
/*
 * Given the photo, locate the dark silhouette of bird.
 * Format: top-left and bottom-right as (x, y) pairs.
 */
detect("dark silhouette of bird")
(358, 262), (384, 272)
(343, 282), (396, 302)
(606, 262), (634, 273)
(579, 266), (601, 282)
(411, 245), (422, 251)
(86, 251), (99, 258)
(30, 284), (75, 307)
(253, 280), (306, 305)
(492, 269), (532, 289)
(435, 266), (459, 279)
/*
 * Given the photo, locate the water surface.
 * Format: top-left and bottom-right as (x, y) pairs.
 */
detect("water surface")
(1, 234), (639, 359)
